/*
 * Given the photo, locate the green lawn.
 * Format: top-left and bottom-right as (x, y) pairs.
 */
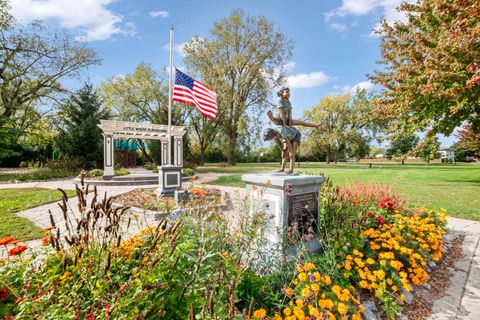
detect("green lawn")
(0, 188), (77, 240)
(204, 162), (480, 220)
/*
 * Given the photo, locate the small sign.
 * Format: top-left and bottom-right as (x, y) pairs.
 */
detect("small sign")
(288, 192), (319, 236)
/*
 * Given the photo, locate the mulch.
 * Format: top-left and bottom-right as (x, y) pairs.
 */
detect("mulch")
(400, 234), (465, 319)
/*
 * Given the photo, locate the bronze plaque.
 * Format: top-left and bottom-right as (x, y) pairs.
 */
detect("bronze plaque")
(288, 192), (319, 236)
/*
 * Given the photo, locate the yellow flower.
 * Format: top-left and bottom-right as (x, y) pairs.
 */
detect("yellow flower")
(295, 298), (304, 308)
(301, 287), (311, 297)
(285, 287), (294, 296)
(293, 306), (305, 319)
(313, 272), (321, 282)
(283, 308), (292, 316)
(311, 283), (320, 292)
(366, 258), (375, 265)
(298, 272), (308, 282)
(323, 275), (332, 285)
(304, 262), (315, 271)
(318, 299), (334, 310)
(331, 285), (342, 295)
(253, 309), (267, 318)
(337, 302), (347, 315)
(296, 264), (304, 272)
(352, 313), (362, 320)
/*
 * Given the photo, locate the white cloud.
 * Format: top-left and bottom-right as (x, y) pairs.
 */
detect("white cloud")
(331, 23), (347, 32)
(342, 80), (374, 94)
(149, 11), (169, 18)
(325, 0), (413, 33)
(287, 71), (329, 89)
(11, 0), (135, 41)
(162, 42), (187, 57)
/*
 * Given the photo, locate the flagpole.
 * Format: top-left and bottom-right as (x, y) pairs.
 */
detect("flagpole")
(167, 28), (174, 165)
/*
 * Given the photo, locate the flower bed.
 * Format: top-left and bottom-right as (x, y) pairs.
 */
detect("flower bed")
(0, 179), (450, 319)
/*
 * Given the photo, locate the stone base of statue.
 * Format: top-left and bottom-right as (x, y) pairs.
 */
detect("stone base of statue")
(242, 173), (326, 256)
(156, 165), (183, 197)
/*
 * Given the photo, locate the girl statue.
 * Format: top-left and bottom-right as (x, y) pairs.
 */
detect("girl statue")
(265, 87), (319, 173)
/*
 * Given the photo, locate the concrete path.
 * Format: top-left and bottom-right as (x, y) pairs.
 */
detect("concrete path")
(428, 218), (480, 320)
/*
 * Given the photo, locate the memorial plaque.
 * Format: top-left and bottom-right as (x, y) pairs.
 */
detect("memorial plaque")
(288, 192), (319, 236)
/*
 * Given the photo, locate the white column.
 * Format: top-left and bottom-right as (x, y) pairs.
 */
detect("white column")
(104, 134), (115, 176)
(174, 136), (183, 166)
(161, 138), (169, 166)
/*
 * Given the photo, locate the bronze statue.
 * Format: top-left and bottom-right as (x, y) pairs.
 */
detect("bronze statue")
(264, 87), (318, 173)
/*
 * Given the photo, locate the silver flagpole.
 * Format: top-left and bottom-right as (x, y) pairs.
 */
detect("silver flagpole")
(167, 28), (174, 165)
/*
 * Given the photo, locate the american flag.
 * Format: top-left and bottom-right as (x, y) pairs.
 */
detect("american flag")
(172, 68), (218, 119)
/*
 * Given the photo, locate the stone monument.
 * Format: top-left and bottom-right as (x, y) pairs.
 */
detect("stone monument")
(242, 173), (325, 254)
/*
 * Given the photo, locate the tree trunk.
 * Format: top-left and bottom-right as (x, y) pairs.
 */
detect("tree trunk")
(326, 145), (331, 164)
(199, 144), (206, 166)
(226, 133), (237, 165)
(136, 139), (155, 165)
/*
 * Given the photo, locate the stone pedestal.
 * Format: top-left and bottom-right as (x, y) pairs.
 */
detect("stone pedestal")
(242, 173), (326, 254)
(156, 165), (183, 197)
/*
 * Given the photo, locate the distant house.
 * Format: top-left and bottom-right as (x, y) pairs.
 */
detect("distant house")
(439, 148), (455, 163)
(375, 154), (384, 159)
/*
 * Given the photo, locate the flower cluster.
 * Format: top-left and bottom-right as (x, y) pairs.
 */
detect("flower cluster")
(0, 237), (28, 257)
(341, 208), (447, 302)
(116, 226), (158, 256)
(253, 262), (364, 320)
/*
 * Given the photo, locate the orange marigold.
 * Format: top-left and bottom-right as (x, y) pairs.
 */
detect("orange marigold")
(0, 237), (16, 245)
(8, 245), (28, 256)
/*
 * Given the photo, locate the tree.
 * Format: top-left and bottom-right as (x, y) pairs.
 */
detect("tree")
(386, 134), (419, 164)
(0, 20), (100, 160)
(56, 84), (109, 168)
(456, 122), (480, 159)
(183, 9), (293, 164)
(416, 136), (440, 164)
(101, 62), (191, 164)
(370, 0), (480, 137)
(370, 147), (386, 158)
(303, 91), (374, 163)
(0, 0), (12, 30)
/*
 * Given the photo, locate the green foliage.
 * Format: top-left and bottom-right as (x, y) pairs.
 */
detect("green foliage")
(303, 91), (375, 163)
(183, 168), (195, 176)
(114, 169), (130, 176)
(87, 169), (103, 177)
(416, 136), (440, 163)
(371, 0), (480, 136)
(386, 134), (419, 163)
(183, 9), (293, 164)
(56, 84), (109, 169)
(456, 122), (480, 160)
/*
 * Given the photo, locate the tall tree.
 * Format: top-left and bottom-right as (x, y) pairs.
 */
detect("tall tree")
(386, 134), (419, 164)
(183, 9), (293, 164)
(303, 91), (374, 163)
(370, 0), (480, 137)
(0, 20), (100, 159)
(56, 84), (109, 168)
(0, 0), (12, 30)
(416, 136), (440, 164)
(456, 122), (480, 159)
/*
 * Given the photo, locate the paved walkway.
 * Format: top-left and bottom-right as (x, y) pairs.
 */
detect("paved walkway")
(1, 177), (479, 319)
(428, 218), (480, 320)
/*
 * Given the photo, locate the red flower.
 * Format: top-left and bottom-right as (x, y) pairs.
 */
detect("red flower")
(41, 236), (50, 246)
(43, 226), (56, 232)
(0, 237), (16, 245)
(368, 213), (375, 218)
(379, 197), (395, 211)
(0, 288), (9, 301)
(376, 217), (385, 224)
(8, 245), (28, 256)
(16, 298), (24, 303)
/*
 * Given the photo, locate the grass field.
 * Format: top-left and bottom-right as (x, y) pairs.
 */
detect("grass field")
(202, 162), (480, 221)
(0, 188), (76, 240)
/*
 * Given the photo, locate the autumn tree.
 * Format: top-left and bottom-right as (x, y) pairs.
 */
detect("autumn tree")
(303, 91), (375, 163)
(456, 123), (480, 159)
(370, 0), (480, 137)
(183, 9), (293, 164)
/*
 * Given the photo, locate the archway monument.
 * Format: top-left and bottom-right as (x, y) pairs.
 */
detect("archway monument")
(98, 120), (186, 195)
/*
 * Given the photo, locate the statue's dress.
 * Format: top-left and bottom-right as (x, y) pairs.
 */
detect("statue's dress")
(278, 99), (301, 143)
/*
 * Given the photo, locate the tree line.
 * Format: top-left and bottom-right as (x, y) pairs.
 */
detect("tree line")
(1, 0), (479, 169)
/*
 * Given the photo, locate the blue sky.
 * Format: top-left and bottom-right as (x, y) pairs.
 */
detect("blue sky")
(10, 0), (456, 147)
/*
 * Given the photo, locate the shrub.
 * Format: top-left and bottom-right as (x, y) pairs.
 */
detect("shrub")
(184, 167), (195, 176)
(87, 169), (103, 177)
(114, 169), (130, 176)
(144, 162), (156, 170)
